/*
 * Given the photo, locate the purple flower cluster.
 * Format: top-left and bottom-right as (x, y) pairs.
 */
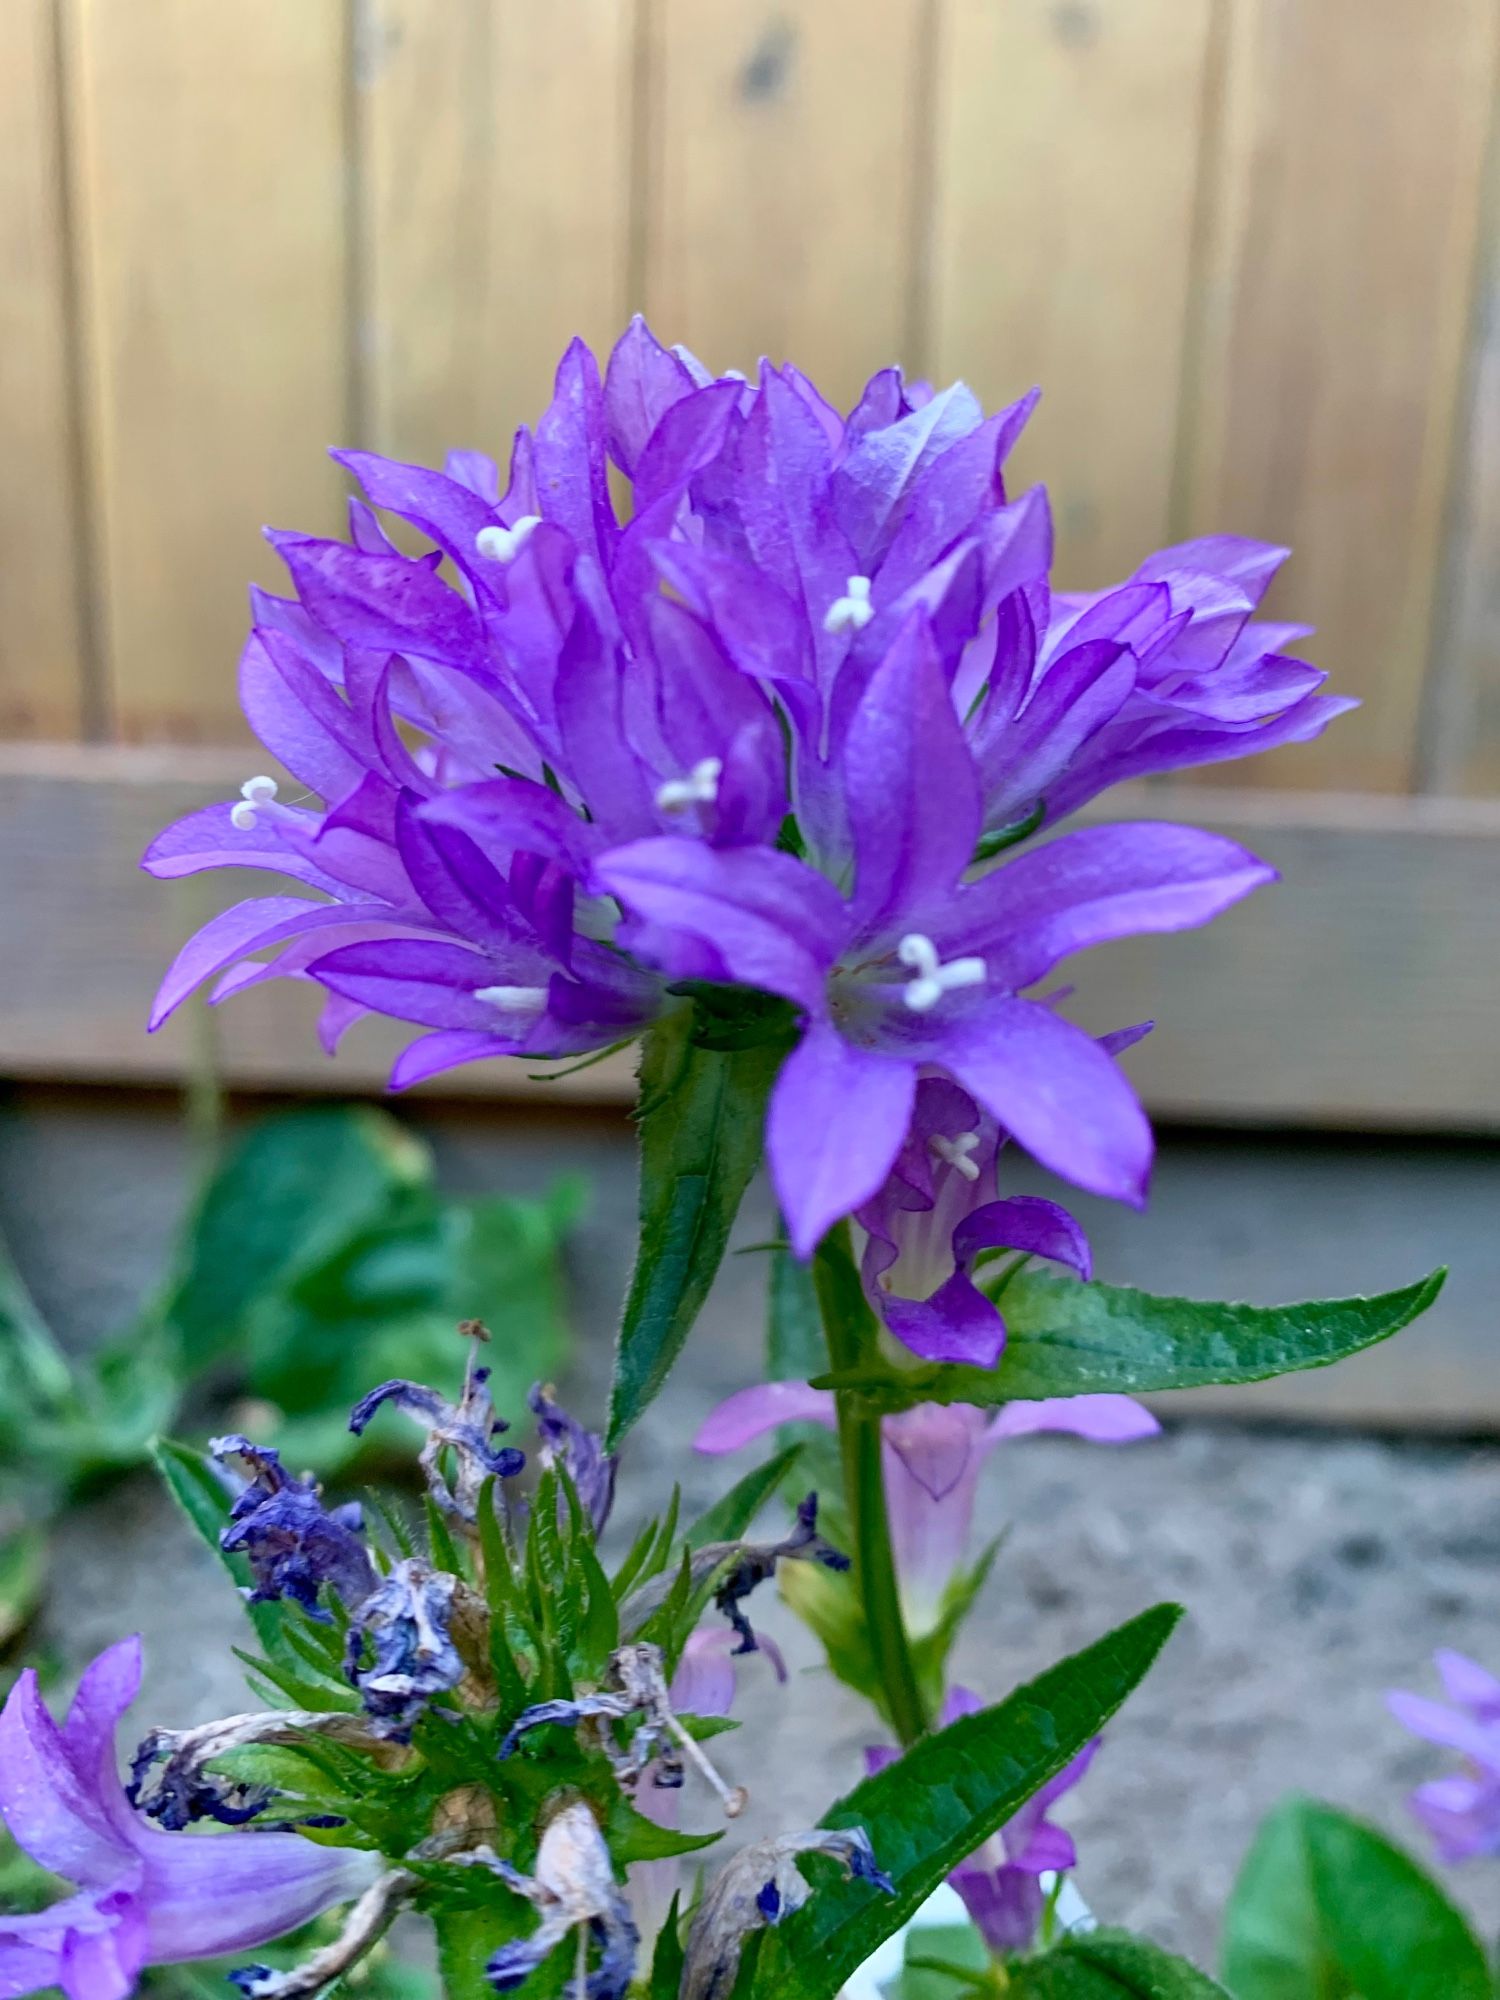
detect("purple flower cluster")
(146, 322), (1345, 1274)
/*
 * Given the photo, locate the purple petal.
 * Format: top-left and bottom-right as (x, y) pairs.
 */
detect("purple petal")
(388, 1030), (514, 1091)
(237, 629), (370, 802)
(986, 1396), (1160, 1444)
(923, 998), (1152, 1206)
(1436, 1650), (1500, 1722)
(137, 1832), (381, 1962)
(267, 533), (484, 668)
(595, 839), (847, 1011)
(149, 899), (393, 1031)
(1387, 1692), (1500, 1770)
(832, 382), (986, 567)
(878, 1272), (1008, 1368)
(603, 317), (697, 474)
(141, 802), (348, 897)
(953, 1195), (1091, 1282)
(533, 338), (616, 569)
(767, 1025), (916, 1258)
(843, 613), (981, 940)
(310, 938), (526, 1031)
(946, 822), (1274, 991)
(0, 1667), (132, 1887)
(331, 449), (495, 569)
(693, 1383), (836, 1455)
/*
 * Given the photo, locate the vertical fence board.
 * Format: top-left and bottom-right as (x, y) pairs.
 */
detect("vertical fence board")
(361, 0), (637, 463)
(0, 0), (87, 740)
(926, 0), (1217, 589)
(1184, 0), (1497, 793)
(1422, 100), (1500, 799)
(644, 0), (929, 405)
(65, 0), (349, 743)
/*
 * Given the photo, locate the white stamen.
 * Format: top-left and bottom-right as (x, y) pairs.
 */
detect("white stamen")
(475, 515), (541, 564)
(897, 933), (986, 1013)
(823, 574), (875, 635)
(931, 1131), (982, 1183)
(230, 774), (279, 830)
(654, 756), (723, 814)
(474, 984), (549, 1014)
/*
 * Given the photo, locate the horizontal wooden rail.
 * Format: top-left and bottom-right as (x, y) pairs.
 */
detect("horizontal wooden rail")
(3, 743), (1499, 1124)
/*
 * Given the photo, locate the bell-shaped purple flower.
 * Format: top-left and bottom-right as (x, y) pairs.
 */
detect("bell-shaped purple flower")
(696, 1385), (1155, 1639)
(868, 1689), (1097, 1955)
(856, 1074), (1092, 1366)
(1388, 1650), (1500, 1862)
(0, 1639), (382, 2000)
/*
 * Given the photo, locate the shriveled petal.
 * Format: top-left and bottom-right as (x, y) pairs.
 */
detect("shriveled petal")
(922, 998), (1152, 1206)
(693, 1383), (836, 1456)
(767, 1026), (916, 1258)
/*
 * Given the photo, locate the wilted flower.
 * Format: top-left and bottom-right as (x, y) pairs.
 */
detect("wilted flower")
(0, 1639), (382, 2000)
(211, 1436), (376, 1615)
(1388, 1650), (1500, 1862)
(696, 1386), (1155, 1637)
(479, 1800), (638, 1999)
(528, 1382), (617, 1534)
(680, 1824), (893, 2000)
(347, 1351), (526, 1525)
(144, 322), (1330, 1260)
(869, 1689), (1096, 1955)
(342, 1559), (470, 1741)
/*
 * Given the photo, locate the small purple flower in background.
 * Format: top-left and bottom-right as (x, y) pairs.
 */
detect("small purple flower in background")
(869, 1690), (1097, 1955)
(695, 1384), (1155, 1638)
(1388, 1651), (1500, 1862)
(143, 320), (1337, 1259)
(0, 1639), (381, 2000)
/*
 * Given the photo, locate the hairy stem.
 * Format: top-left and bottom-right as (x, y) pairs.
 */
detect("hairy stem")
(813, 1225), (930, 1746)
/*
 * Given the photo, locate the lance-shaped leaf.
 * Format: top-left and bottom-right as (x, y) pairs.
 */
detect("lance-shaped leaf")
(1005, 1930), (1232, 1996)
(747, 1603), (1182, 1999)
(814, 1268), (1445, 1409)
(1221, 1796), (1491, 2000)
(608, 1007), (787, 1446)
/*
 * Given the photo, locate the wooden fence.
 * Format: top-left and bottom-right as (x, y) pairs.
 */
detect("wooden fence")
(3, 0), (1499, 1121)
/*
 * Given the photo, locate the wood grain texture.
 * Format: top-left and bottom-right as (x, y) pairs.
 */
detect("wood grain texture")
(0, 0), (88, 740)
(1421, 90), (1500, 798)
(4, 745), (1498, 1127)
(643, 0), (929, 403)
(360, 0), (637, 463)
(1183, 0), (1499, 793)
(926, 0), (1217, 588)
(64, 0), (350, 743)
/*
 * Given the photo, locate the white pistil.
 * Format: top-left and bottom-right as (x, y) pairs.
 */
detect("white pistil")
(229, 774), (279, 831)
(655, 756), (722, 814)
(823, 574), (874, 635)
(897, 933), (986, 1013)
(931, 1131), (982, 1182)
(474, 515), (541, 564)
(474, 984), (549, 1015)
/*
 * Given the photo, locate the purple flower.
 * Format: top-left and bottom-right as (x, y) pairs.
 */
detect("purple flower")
(211, 1436), (377, 1616)
(870, 1689), (1096, 1955)
(1388, 1651), (1500, 1862)
(856, 1072), (1098, 1365)
(0, 1639), (381, 2000)
(696, 1385), (1155, 1638)
(528, 1383), (617, 1534)
(144, 323), (1317, 1252)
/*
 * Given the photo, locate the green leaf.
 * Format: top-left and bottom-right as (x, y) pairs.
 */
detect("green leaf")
(750, 1603), (1183, 1999)
(607, 1011), (787, 1447)
(1220, 1796), (1491, 2000)
(149, 1437), (285, 1660)
(687, 1445), (805, 1549)
(768, 1242), (828, 1382)
(0, 1528), (47, 1649)
(649, 1895), (686, 2000)
(1008, 1930), (1231, 1996)
(817, 1268), (1446, 1409)
(165, 1107), (429, 1367)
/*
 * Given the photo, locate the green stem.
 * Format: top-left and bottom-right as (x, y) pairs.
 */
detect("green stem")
(813, 1224), (930, 1747)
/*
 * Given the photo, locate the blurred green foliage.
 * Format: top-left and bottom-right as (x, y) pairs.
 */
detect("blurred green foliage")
(0, 1105), (582, 1660)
